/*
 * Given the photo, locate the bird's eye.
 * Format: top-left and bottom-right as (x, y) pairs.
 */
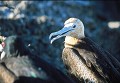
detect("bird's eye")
(73, 25), (76, 28)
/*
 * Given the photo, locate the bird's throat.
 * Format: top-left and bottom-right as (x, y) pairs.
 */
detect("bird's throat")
(64, 36), (80, 48)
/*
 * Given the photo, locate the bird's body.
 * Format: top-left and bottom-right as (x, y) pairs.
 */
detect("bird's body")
(49, 18), (120, 83)
(63, 37), (120, 83)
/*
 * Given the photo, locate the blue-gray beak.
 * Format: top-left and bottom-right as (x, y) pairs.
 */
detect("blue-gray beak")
(49, 27), (73, 44)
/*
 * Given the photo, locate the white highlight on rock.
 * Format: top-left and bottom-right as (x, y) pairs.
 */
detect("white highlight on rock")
(1, 51), (6, 60)
(108, 21), (120, 29)
(0, 44), (3, 52)
(28, 44), (31, 47)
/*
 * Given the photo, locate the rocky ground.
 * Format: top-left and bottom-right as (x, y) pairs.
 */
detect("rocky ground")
(0, 1), (120, 73)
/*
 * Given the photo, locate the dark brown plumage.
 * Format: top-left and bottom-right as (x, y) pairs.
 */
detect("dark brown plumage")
(63, 37), (120, 83)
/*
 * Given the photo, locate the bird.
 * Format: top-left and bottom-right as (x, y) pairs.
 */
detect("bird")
(0, 35), (75, 83)
(49, 18), (120, 83)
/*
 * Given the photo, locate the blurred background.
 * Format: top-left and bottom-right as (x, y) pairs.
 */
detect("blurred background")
(0, 1), (120, 73)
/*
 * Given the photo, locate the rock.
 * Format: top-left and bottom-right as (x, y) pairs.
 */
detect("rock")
(0, 35), (75, 83)
(0, 63), (17, 83)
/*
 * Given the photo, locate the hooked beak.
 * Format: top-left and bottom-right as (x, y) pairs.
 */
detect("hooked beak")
(49, 27), (74, 44)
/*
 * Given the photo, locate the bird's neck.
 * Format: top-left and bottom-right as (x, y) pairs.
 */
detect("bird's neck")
(64, 36), (81, 48)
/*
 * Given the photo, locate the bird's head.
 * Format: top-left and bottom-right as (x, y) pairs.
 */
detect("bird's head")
(49, 18), (85, 44)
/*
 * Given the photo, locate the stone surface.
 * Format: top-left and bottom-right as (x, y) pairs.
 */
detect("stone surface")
(0, 64), (17, 83)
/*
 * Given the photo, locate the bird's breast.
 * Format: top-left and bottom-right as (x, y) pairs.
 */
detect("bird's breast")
(62, 48), (104, 83)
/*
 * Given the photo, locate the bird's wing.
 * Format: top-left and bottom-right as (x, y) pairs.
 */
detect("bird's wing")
(74, 37), (120, 81)
(104, 51), (120, 72)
